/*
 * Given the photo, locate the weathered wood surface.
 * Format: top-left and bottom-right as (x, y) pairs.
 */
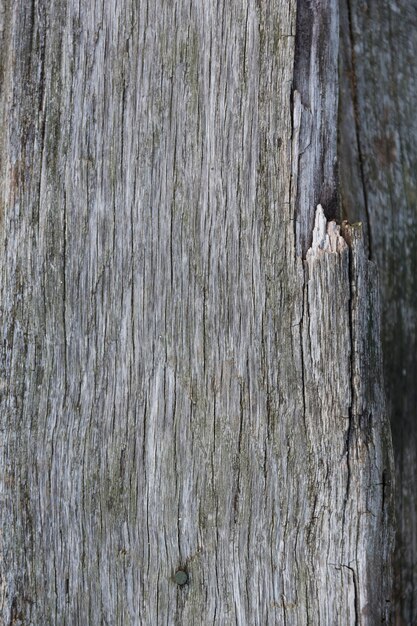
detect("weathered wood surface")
(339, 1), (417, 622)
(293, 0), (339, 255)
(0, 1), (394, 624)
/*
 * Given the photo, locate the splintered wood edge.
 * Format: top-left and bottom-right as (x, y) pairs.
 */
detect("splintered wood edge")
(306, 205), (349, 259)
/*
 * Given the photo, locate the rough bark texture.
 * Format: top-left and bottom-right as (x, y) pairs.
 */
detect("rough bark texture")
(0, 1), (395, 624)
(339, 2), (417, 622)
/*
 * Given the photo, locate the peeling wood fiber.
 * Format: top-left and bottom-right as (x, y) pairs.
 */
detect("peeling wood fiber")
(0, 1), (394, 624)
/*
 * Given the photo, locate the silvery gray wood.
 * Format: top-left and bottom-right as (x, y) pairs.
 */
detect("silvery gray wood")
(339, 1), (417, 621)
(0, 1), (394, 624)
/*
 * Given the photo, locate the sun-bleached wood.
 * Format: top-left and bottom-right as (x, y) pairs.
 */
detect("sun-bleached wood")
(0, 1), (394, 624)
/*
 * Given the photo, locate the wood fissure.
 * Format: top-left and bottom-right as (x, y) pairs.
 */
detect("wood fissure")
(342, 0), (371, 257)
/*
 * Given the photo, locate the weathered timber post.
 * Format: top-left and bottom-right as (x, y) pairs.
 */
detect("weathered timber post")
(0, 1), (397, 624)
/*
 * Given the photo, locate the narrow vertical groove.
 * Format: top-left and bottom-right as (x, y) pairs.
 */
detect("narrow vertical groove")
(344, 0), (372, 257)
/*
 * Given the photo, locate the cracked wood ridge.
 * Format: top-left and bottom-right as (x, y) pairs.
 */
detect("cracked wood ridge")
(0, 1), (395, 624)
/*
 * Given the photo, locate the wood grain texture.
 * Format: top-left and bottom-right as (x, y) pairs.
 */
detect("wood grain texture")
(293, 0), (339, 255)
(0, 1), (394, 624)
(339, 1), (417, 621)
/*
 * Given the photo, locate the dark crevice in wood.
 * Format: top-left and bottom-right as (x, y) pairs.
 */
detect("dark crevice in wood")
(299, 262), (307, 431)
(342, 564), (359, 626)
(344, 227), (355, 510)
(343, 0), (372, 258)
